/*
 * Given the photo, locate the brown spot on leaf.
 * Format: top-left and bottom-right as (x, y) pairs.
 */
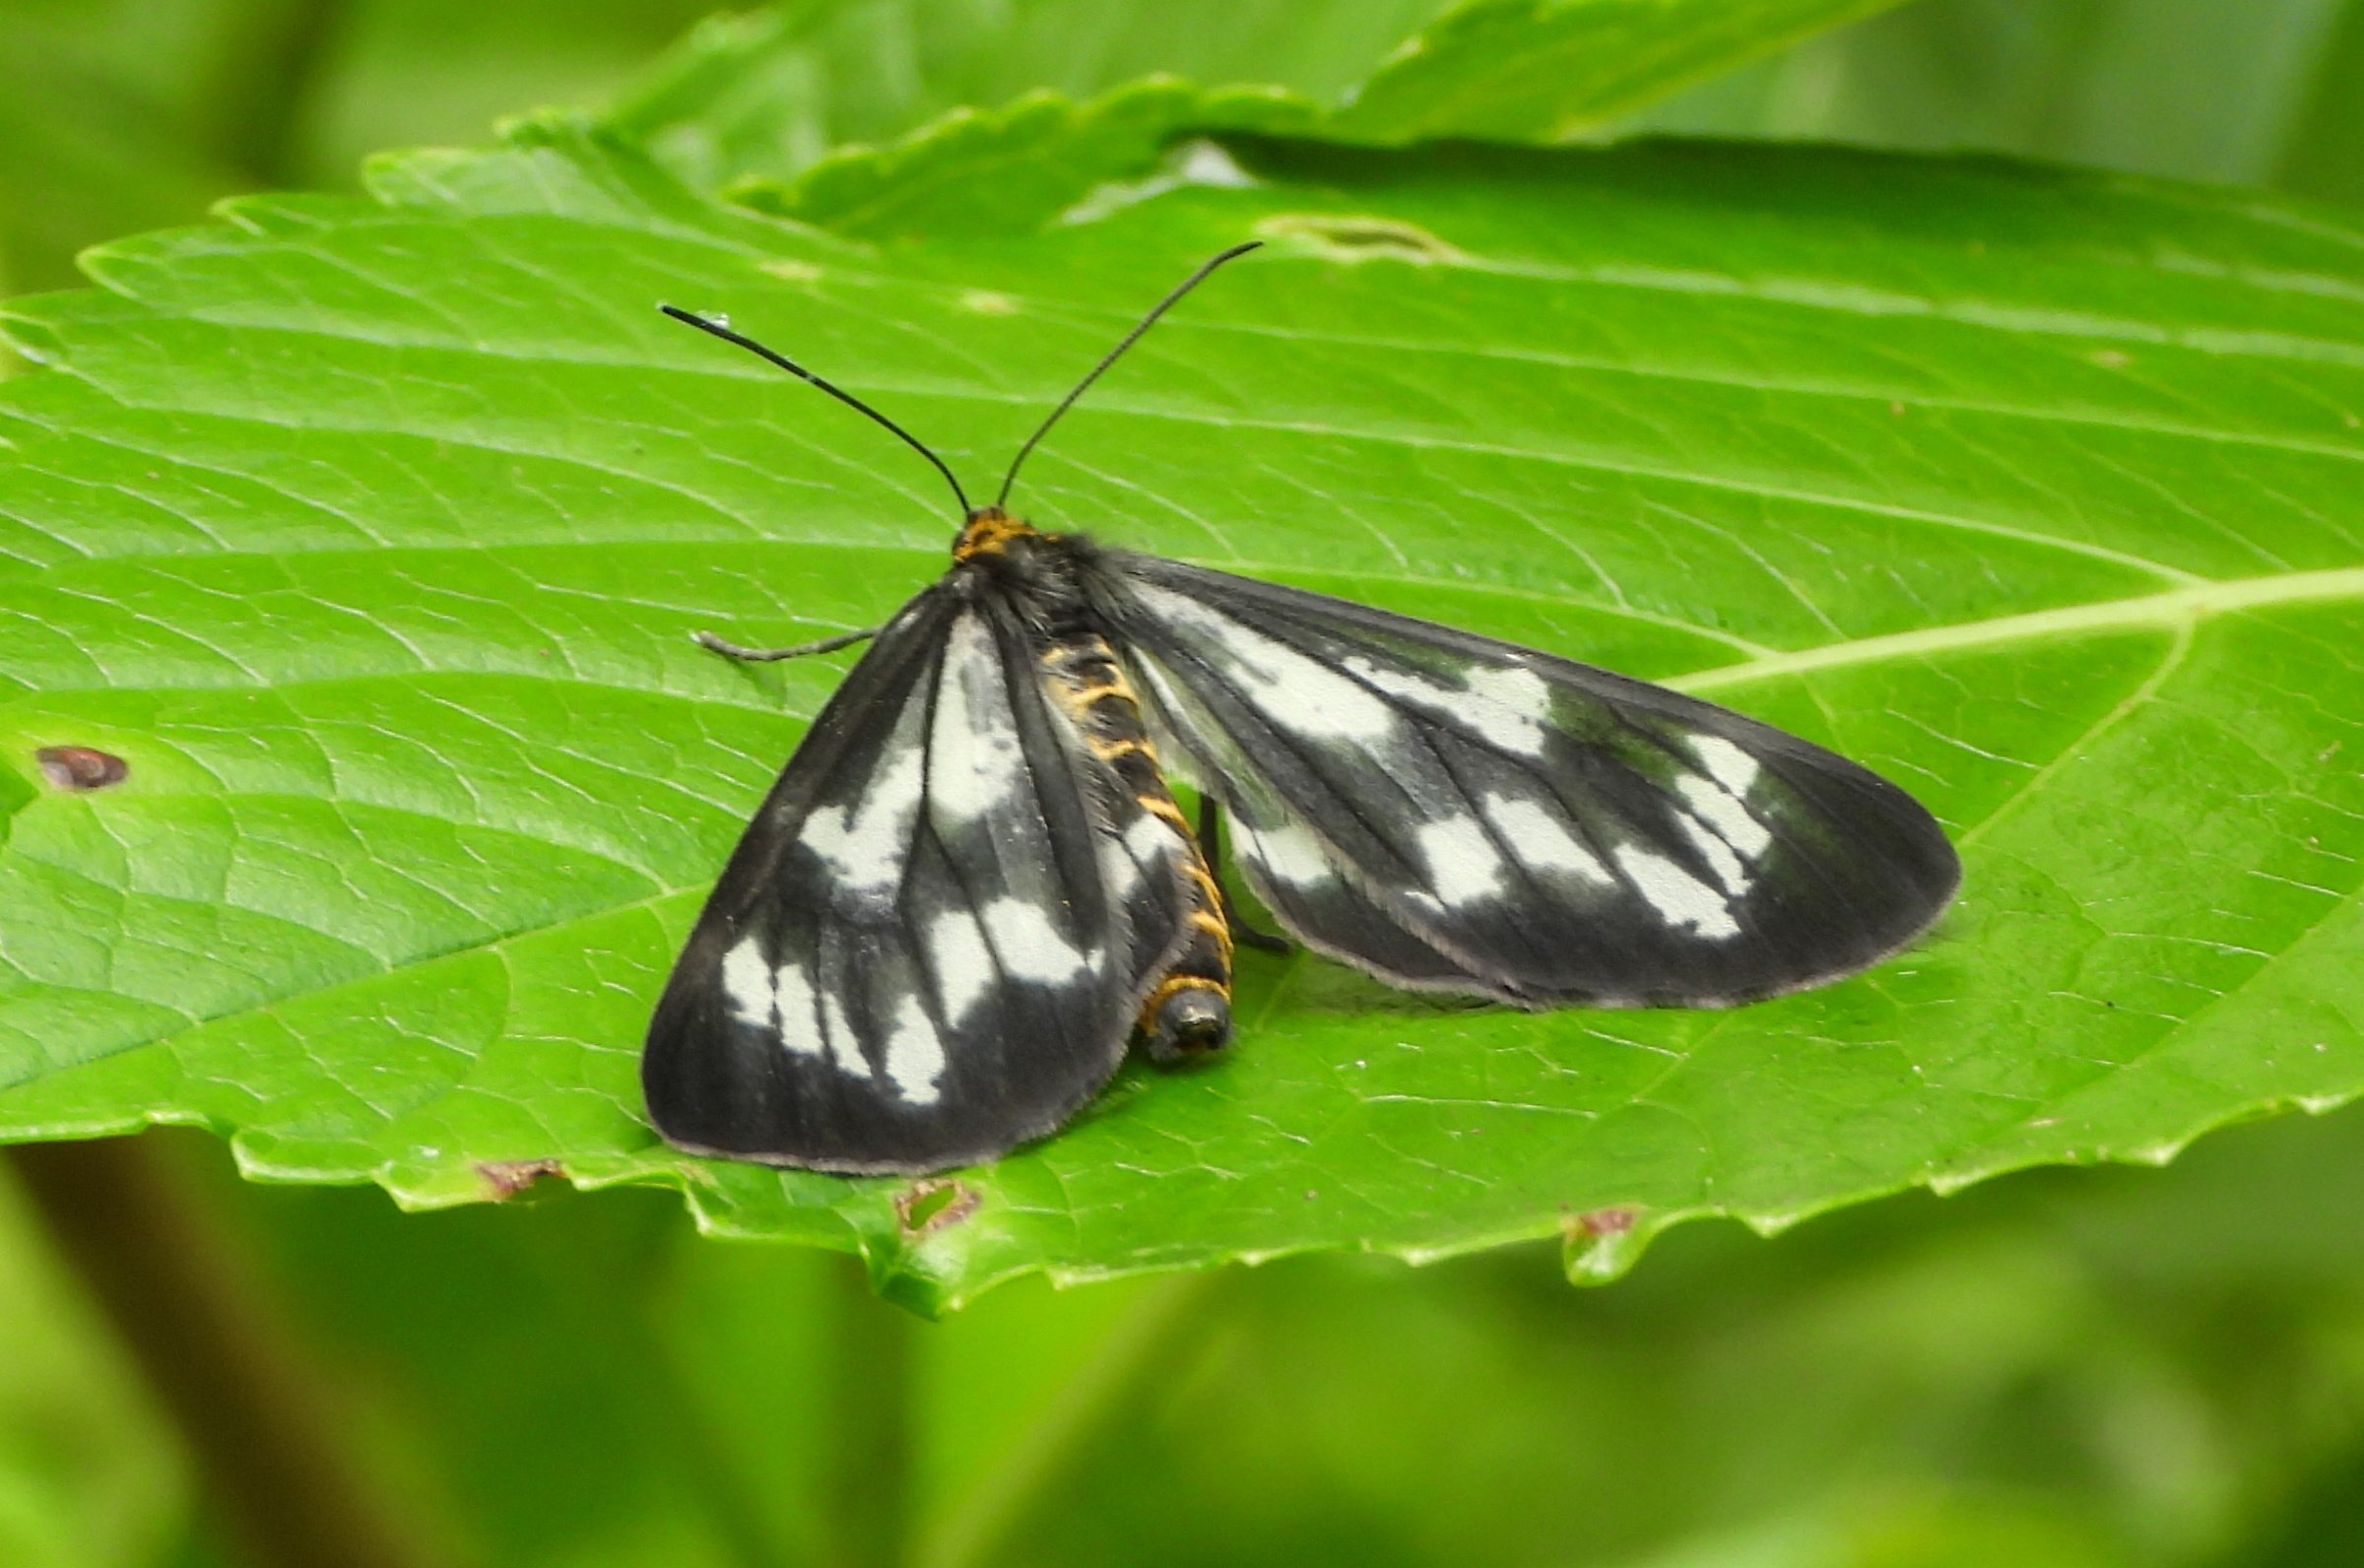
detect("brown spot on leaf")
(1561, 1205), (1637, 1243)
(895, 1177), (980, 1239)
(36, 746), (128, 790)
(478, 1158), (564, 1199)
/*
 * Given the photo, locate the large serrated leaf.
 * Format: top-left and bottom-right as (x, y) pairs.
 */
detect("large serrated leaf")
(4, 125), (2363, 1312)
(610, 0), (1914, 206)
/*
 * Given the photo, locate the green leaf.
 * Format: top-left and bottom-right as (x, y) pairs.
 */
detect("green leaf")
(735, 79), (1317, 241)
(2274, 0), (2364, 208)
(903, 1106), (2364, 1567)
(211, 1162), (824, 1568)
(1627, 0), (2352, 192)
(0, 1171), (182, 1567)
(131, 1100), (2364, 1565)
(5, 124), (2364, 1312)
(606, 0), (1450, 192)
(0, 16), (247, 294)
(1320, 0), (1911, 142)
(609, 0), (1915, 209)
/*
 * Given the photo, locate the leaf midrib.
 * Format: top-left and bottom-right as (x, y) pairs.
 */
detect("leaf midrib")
(1678, 565), (2364, 692)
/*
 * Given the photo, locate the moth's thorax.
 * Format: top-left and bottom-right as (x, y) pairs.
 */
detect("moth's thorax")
(951, 505), (1103, 634)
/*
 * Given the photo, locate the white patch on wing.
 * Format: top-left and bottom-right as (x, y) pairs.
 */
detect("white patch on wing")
(882, 995), (947, 1105)
(930, 613), (1031, 830)
(819, 986), (872, 1079)
(1124, 812), (1180, 864)
(1457, 662), (1551, 755)
(799, 710), (927, 902)
(1100, 843), (1144, 906)
(1415, 816), (1505, 905)
(1333, 654), (1550, 757)
(1235, 816), (1337, 892)
(1675, 815), (1750, 894)
(928, 907), (996, 1027)
(1480, 794), (1610, 885)
(1135, 585), (1399, 744)
(980, 897), (1091, 983)
(1612, 845), (1740, 940)
(771, 958), (824, 1058)
(1689, 735), (1761, 798)
(1676, 773), (1774, 861)
(721, 937), (775, 1030)
(1105, 811), (1177, 906)
(1339, 657), (1450, 707)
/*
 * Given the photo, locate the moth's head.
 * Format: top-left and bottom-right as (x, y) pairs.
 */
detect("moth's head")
(952, 505), (1041, 563)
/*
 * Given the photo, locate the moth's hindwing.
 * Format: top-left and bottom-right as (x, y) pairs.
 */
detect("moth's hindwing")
(642, 589), (1196, 1173)
(1088, 554), (1961, 1008)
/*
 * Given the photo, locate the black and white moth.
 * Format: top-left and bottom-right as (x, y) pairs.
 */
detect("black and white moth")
(643, 243), (1961, 1175)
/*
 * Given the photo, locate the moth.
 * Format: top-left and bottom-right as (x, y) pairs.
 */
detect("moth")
(643, 243), (1961, 1174)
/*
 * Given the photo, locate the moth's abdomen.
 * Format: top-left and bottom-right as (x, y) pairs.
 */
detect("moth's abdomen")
(1040, 632), (1232, 1062)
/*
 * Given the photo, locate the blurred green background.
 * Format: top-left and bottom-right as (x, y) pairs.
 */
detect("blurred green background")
(6, 2), (2364, 1564)
(8, 0), (2364, 298)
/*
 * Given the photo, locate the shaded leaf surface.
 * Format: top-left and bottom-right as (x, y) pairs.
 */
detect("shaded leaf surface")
(611, 0), (1912, 203)
(1627, 0), (2355, 193)
(0, 1168), (181, 1567)
(608, 0), (1445, 192)
(4, 126), (2363, 1310)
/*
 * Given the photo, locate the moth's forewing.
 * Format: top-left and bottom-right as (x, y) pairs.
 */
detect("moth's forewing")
(643, 588), (1193, 1173)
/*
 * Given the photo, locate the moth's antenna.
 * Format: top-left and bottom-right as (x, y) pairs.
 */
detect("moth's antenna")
(659, 303), (973, 517)
(994, 240), (1262, 509)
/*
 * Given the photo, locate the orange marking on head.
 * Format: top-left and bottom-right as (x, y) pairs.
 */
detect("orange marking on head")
(952, 506), (1042, 561)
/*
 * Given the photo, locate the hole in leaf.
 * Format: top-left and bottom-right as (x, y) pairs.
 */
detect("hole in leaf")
(477, 1158), (565, 1199)
(895, 1177), (981, 1238)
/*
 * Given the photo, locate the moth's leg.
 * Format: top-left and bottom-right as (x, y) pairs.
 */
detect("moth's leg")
(692, 626), (880, 662)
(1196, 797), (1292, 954)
